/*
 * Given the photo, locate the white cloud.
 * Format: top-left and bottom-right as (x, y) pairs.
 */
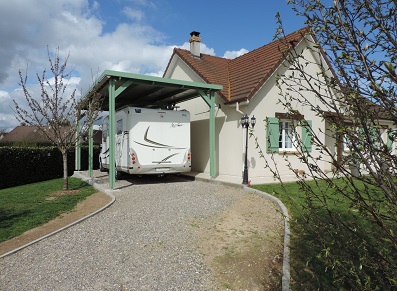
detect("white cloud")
(223, 48), (249, 59)
(0, 91), (13, 114)
(123, 7), (145, 22)
(0, 114), (19, 131)
(178, 42), (216, 56)
(129, 0), (157, 8)
(0, 90), (19, 130)
(0, 0), (219, 130)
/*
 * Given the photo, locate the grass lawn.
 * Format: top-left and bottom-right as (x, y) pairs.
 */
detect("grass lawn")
(253, 179), (397, 290)
(0, 177), (97, 243)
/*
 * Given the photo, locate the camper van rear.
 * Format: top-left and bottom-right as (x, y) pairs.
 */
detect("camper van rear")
(100, 107), (191, 178)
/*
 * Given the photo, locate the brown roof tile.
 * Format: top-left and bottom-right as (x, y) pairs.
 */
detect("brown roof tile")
(168, 27), (310, 104)
(172, 50), (231, 100)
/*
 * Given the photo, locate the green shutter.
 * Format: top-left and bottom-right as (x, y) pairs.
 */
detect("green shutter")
(266, 117), (279, 153)
(368, 127), (378, 144)
(356, 127), (365, 150)
(387, 129), (393, 151)
(302, 120), (312, 152)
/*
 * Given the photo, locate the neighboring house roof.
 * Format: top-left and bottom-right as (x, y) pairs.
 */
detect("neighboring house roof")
(0, 126), (50, 144)
(164, 27), (310, 104)
(0, 126), (102, 145)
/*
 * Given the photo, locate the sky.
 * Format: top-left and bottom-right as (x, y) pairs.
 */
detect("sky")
(0, 0), (305, 131)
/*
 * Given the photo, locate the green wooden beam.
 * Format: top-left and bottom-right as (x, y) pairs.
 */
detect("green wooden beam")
(115, 79), (135, 96)
(197, 88), (217, 177)
(81, 70), (223, 111)
(196, 88), (211, 106)
(101, 70), (223, 91)
(75, 115), (81, 171)
(108, 77), (116, 189)
(88, 102), (93, 178)
(209, 90), (216, 177)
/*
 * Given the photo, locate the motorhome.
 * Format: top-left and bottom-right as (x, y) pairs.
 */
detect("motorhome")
(100, 106), (191, 178)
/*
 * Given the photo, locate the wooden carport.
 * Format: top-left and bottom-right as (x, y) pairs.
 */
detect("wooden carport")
(77, 70), (222, 189)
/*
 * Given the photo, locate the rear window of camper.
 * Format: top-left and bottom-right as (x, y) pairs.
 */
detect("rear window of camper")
(117, 119), (123, 134)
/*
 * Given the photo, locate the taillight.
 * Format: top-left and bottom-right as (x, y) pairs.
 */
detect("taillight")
(130, 149), (137, 165)
(187, 152), (191, 161)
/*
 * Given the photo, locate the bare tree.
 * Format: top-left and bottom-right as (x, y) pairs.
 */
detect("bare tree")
(14, 48), (102, 190)
(253, 0), (397, 289)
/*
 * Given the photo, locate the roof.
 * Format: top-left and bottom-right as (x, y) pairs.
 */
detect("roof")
(83, 70), (223, 111)
(0, 126), (102, 145)
(165, 27), (310, 104)
(0, 126), (50, 144)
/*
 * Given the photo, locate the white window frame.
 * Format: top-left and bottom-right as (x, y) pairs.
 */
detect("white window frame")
(279, 120), (296, 151)
(374, 127), (387, 149)
(343, 134), (351, 152)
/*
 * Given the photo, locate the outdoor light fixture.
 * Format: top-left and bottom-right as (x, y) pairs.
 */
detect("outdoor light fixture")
(241, 114), (256, 185)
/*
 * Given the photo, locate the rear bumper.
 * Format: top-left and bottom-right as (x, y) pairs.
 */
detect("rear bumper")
(127, 165), (191, 175)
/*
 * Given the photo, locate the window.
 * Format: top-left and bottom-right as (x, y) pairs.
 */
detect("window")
(279, 121), (295, 150)
(117, 119), (123, 135)
(343, 134), (350, 152)
(343, 126), (393, 152)
(374, 127), (390, 150)
(267, 117), (312, 153)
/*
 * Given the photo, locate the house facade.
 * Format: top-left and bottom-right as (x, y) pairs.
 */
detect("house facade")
(163, 28), (395, 184)
(162, 28), (327, 183)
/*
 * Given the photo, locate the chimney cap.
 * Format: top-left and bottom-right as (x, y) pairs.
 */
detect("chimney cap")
(190, 31), (200, 37)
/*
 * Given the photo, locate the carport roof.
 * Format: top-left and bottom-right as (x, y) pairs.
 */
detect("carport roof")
(83, 70), (223, 111)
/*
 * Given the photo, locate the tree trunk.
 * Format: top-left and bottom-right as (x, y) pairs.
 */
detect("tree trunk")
(62, 149), (68, 190)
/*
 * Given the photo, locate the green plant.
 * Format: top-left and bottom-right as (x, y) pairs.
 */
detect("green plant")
(250, 1), (397, 289)
(0, 177), (96, 242)
(253, 180), (397, 290)
(14, 48), (102, 190)
(0, 146), (100, 189)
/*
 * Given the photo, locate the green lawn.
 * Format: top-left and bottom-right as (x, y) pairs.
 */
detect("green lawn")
(0, 178), (97, 243)
(253, 179), (397, 290)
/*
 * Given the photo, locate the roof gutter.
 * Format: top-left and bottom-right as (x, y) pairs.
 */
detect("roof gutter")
(229, 100), (249, 115)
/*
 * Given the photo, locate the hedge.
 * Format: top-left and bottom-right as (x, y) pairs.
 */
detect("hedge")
(0, 146), (100, 189)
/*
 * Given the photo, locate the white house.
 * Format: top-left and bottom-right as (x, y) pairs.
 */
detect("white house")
(163, 28), (394, 184)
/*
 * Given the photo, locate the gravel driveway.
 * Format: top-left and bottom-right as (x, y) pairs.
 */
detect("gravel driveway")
(0, 173), (281, 290)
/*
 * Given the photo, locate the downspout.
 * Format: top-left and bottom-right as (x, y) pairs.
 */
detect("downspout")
(235, 101), (250, 170)
(236, 101), (243, 115)
(235, 100), (249, 114)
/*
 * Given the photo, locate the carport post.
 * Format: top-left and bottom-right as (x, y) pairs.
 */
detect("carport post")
(75, 113), (81, 171)
(108, 77), (116, 189)
(209, 90), (216, 177)
(88, 101), (93, 178)
(197, 88), (217, 178)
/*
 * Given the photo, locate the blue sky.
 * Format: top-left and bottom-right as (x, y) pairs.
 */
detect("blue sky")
(0, 0), (305, 130)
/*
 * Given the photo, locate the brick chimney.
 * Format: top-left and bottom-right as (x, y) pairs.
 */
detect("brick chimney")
(189, 31), (201, 58)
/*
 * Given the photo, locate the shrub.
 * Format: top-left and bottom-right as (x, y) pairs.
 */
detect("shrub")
(0, 146), (99, 189)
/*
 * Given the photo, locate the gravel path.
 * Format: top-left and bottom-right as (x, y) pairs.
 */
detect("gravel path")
(0, 174), (251, 290)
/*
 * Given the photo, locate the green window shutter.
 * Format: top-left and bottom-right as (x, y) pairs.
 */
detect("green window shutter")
(368, 127), (378, 144)
(266, 117), (279, 153)
(356, 127), (364, 150)
(302, 120), (312, 152)
(387, 129), (393, 151)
